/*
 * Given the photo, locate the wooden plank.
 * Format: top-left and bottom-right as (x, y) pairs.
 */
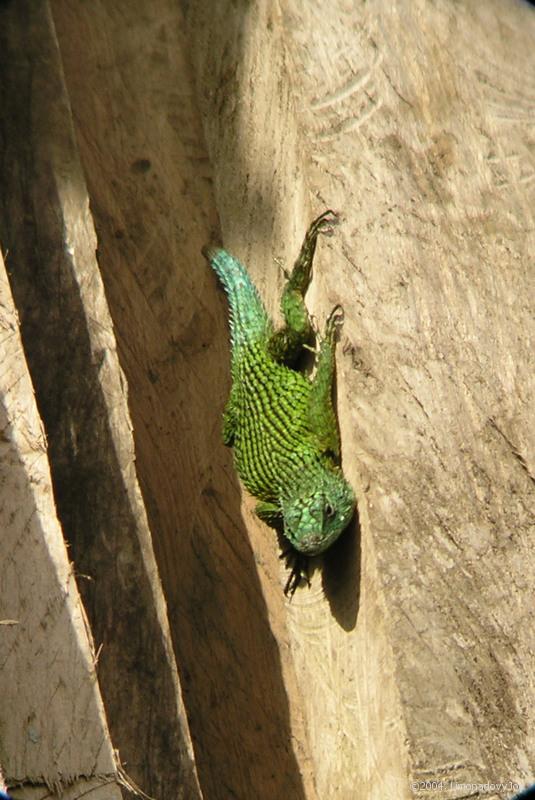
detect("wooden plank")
(0, 2), (202, 798)
(0, 251), (121, 795)
(45, 0), (535, 797)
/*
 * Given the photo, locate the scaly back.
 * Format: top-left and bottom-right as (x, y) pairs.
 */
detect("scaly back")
(204, 247), (272, 351)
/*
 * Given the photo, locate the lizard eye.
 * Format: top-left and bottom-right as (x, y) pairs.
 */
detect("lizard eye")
(325, 503), (336, 519)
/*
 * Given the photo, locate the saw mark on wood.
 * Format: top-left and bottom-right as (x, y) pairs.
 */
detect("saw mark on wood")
(309, 49), (381, 111)
(488, 417), (535, 487)
(316, 96), (382, 142)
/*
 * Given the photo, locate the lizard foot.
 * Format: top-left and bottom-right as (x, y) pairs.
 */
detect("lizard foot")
(309, 209), (339, 240)
(326, 304), (345, 339)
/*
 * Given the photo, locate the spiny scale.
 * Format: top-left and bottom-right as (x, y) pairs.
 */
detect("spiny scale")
(203, 211), (355, 594)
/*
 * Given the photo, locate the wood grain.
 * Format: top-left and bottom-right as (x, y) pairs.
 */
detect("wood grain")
(1, 0), (534, 798)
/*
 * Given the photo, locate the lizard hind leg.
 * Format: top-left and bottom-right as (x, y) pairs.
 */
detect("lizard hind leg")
(268, 210), (339, 365)
(255, 499), (282, 523)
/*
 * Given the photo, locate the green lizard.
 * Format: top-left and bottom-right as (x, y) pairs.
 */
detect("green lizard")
(203, 211), (355, 593)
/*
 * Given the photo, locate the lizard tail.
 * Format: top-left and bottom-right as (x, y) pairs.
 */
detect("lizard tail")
(203, 246), (272, 347)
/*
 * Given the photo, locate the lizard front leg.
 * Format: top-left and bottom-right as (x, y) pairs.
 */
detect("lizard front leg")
(306, 305), (344, 463)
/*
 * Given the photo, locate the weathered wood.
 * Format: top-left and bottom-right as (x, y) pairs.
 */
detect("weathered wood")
(0, 252), (122, 797)
(0, 2), (202, 798)
(2, 0), (534, 798)
(49, 2), (316, 798)
(187, 1), (535, 797)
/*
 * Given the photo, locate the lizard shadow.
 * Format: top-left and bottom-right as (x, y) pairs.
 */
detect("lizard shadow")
(320, 504), (361, 631)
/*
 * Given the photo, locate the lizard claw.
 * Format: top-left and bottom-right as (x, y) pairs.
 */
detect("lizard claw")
(309, 312), (320, 337)
(326, 304), (344, 337)
(274, 257), (291, 280)
(310, 209), (339, 239)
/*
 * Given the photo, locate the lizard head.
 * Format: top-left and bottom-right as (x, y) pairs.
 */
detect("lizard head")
(281, 470), (355, 555)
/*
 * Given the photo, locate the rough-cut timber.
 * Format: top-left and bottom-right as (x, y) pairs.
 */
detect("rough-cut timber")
(50, 2), (318, 798)
(188, 1), (535, 797)
(0, 253), (122, 798)
(0, 3), (202, 799)
(1, 0), (534, 799)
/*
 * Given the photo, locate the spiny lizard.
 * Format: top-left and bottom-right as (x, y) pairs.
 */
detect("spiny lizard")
(203, 211), (355, 593)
